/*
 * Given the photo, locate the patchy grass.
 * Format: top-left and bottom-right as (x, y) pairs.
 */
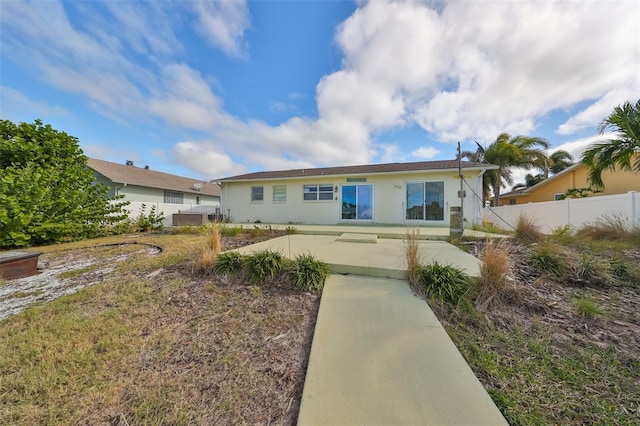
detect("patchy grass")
(451, 232), (640, 425)
(0, 232), (318, 425)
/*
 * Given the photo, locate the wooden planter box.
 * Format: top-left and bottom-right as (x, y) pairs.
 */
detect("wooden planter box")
(172, 213), (207, 226)
(0, 251), (42, 280)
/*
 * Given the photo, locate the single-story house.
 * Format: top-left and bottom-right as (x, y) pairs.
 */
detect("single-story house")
(217, 160), (497, 226)
(88, 158), (220, 206)
(498, 162), (640, 206)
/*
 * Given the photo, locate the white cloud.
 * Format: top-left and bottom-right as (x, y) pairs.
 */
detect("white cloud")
(192, 1), (251, 58)
(411, 146), (440, 160)
(2, 0), (638, 179)
(173, 141), (246, 179)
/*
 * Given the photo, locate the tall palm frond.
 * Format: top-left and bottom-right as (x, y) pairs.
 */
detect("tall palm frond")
(582, 99), (640, 190)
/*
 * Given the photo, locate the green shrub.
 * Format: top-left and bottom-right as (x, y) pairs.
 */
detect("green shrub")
(289, 253), (331, 291)
(285, 226), (297, 235)
(244, 249), (285, 283)
(529, 243), (567, 277)
(609, 255), (634, 281)
(417, 261), (470, 306)
(514, 215), (542, 244)
(550, 225), (576, 245)
(214, 251), (246, 276)
(134, 204), (165, 232)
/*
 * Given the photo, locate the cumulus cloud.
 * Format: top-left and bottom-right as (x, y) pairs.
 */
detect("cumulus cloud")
(411, 146), (440, 160)
(2, 0), (638, 178)
(192, 1), (251, 58)
(173, 141), (246, 179)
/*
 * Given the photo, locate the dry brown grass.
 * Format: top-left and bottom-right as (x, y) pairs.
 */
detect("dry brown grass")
(0, 233), (318, 425)
(402, 228), (422, 292)
(206, 224), (223, 254)
(514, 214), (542, 244)
(475, 239), (519, 310)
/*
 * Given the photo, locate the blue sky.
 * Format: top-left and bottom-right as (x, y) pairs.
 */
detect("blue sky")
(1, 0), (639, 185)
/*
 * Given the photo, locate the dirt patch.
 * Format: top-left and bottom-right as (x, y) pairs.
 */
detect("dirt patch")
(0, 244), (161, 321)
(469, 242), (640, 363)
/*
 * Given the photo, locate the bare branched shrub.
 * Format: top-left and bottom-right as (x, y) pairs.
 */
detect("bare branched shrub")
(403, 228), (422, 292)
(475, 239), (519, 310)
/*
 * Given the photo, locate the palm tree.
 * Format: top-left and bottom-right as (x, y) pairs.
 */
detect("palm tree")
(582, 99), (640, 190)
(482, 133), (550, 206)
(546, 150), (574, 177)
(460, 135), (550, 205)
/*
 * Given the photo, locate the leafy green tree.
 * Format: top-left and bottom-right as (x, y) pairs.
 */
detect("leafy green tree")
(582, 99), (640, 190)
(546, 150), (574, 177)
(0, 119), (128, 247)
(463, 133), (550, 206)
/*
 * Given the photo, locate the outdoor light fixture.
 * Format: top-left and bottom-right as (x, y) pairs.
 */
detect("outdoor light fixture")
(334, 185), (338, 192)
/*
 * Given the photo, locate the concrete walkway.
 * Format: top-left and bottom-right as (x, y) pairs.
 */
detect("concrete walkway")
(232, 228), (507, 424)
(235, 234), (482, 279)
(298, 275), (508, 425)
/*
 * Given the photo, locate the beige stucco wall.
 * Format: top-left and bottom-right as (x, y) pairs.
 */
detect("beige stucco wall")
(500, 166), (640, 206)
(221, 170), (485, 226)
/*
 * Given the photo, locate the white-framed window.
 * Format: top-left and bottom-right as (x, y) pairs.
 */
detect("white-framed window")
(303, 184), (334, 201)
(164, 190), (184, 204)
(251, 186), (264, 202)
(554, 193), (564, 201)
(273, 185), (286, 203)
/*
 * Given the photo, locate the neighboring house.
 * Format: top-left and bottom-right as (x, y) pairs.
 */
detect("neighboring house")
(87, 158), (220, 206)
(498, 162), (640, 206)
(217, 160), (497, 226)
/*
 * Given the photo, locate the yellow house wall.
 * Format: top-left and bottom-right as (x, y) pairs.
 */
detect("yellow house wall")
(221, 170), (485, 225)
(500, 166), (640, 206)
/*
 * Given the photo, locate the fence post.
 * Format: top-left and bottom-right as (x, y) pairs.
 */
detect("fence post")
(566, 197), (571, 229)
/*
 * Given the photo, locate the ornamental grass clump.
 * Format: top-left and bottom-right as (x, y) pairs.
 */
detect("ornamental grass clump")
(206, 224), (223, 254)
(244, 249), (286, 283)
(289, 253), (331, 291)
(403, 228), (422, 292)
(529, 242), (568, 278)
(417, 261), (470, 306)
(475, 239), (518, 310)
(514, 214), (542, 244)
(214, 251), (246, 277)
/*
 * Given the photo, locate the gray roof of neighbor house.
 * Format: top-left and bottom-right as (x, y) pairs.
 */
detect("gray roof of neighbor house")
(218, 160), (498, 182)
(87, 158), (220, 197)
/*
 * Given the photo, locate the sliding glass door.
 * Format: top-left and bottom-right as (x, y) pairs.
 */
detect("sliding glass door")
(406, 181), (444, 221)
(342, 184), (373, 220)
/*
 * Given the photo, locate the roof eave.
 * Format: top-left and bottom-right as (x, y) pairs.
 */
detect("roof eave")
(218, 165), (497, 183)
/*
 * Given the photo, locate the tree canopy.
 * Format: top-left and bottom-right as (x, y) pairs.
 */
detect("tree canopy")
(0, 119), (128, 247)
(581, 99), (640, 190)
(462, 133), (550, 206)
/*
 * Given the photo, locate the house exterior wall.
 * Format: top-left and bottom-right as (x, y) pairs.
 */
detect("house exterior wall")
(499, 166), (640, 206)
(221, 170), (485, 226)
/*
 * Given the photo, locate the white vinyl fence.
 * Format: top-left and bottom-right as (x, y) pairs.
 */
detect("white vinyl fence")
(483, 191), (640, 234)
(122, 201), (221, 227)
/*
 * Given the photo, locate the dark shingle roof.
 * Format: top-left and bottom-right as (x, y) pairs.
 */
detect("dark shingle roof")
(219, 159), (496, 182)
(87, 158), (220, 197)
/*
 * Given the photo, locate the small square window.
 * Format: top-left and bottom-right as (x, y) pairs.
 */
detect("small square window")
(251, 186), (264, 202)
(554, 193), (564, 201)
(509, 199), (516, 205)
(273, 185), (286, 202)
